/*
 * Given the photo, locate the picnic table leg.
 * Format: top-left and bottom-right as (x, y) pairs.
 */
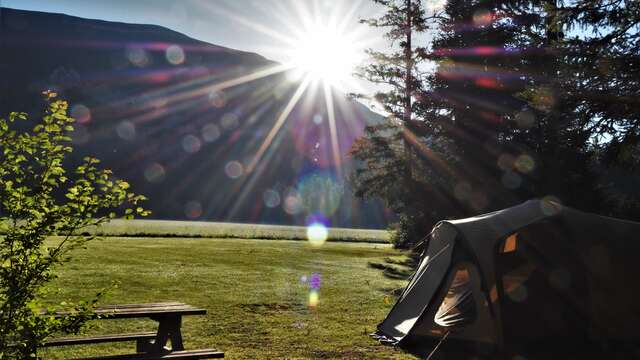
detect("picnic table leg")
(150, 315), (184, 353)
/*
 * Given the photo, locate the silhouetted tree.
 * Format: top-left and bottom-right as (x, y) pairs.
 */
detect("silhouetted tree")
(350, 0), (446, 247)
(425, 0), (640, 215)
(353, 0), (640, 248)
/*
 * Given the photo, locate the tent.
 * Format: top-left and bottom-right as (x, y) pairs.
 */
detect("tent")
(373, 200), (640, 358)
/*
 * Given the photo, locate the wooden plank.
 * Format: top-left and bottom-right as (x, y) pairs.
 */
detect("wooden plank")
(95, 303), (205, 314)
(55, 303), (206, 319)
(96, 308), (206, 319)
(44, 332), (156, 347)
(96, 306), (204, 314)
(96, 302), (186, 310)
(77, 349), (224, 360)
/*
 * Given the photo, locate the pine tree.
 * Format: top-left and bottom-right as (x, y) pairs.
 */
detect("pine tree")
(419, 0), (538, 214)
(350, 0), (443, 247)
(352, 0), (640, 248)
(419, 0), (638, 216)
(558, 0), (640, 217)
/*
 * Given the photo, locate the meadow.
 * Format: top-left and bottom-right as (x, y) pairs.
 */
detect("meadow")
(39, 232), (416, 359)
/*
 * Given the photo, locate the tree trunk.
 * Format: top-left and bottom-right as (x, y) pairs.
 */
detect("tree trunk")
(404, 0), (413, 190)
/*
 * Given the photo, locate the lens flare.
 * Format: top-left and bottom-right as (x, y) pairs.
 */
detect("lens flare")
(202, 123), (221, 142)
(473, 9), (493, 26)
(297, 172), (343, 217)
(454, 182), (472, 201)
(310, 273), (321, 290)
(184, 200), (202, 219)
(181, 134), (202, 153)
(497, 153), (516, 171)
(308, 290), (319, 308)
(502, 171), (522, 189)
(263, 189), (281, 208)
(307, 222), (328, 247)
(221, 113), (240, 130)
(116, 121), (136, 141)
(126, 46), (150, 67)
(166, 45), (185, 65)
(208, 90), (226, 108)
(225, 161), (244, 179)
(283, 189), (303, 215)
(70, 104), (91, 124)
(515, 154), (535, 174)
(144, 163), (166, 183)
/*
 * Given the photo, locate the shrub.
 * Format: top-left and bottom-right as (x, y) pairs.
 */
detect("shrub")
(0, 91), (148, 358)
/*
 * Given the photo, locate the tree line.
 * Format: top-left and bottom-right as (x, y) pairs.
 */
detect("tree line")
(351, 0), (640, 247)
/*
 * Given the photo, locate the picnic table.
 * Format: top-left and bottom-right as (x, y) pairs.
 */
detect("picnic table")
(46, 302), (223, 359)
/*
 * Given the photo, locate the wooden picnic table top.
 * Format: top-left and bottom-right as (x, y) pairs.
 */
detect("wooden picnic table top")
(94, 302), (207, 319)
(54, 302), (207, 319)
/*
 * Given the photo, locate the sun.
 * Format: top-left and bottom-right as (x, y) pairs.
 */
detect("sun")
(289, 24), (361, 86)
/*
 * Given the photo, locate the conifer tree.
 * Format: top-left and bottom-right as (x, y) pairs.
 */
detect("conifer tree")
(352, 0), (640, 248)
(350, 0), (441, 247)
(421, 0), (638, 217)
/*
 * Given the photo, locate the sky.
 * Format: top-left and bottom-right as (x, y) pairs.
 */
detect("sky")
(1, 0), (395, 94)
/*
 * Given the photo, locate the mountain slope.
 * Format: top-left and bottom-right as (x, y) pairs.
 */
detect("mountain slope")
(0, 7), (390, 228)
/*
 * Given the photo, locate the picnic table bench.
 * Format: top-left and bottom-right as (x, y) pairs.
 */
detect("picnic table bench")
(45, 302), (224, 359)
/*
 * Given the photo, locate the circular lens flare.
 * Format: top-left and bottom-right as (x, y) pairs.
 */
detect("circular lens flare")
(307, 222), (328, 247)
(308, 290), (319, 308)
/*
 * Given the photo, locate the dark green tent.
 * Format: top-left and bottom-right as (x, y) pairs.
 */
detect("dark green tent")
(373, 200), (640, 358)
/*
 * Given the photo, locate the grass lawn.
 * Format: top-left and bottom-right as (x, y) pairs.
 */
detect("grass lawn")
(40, 237), (416, 359)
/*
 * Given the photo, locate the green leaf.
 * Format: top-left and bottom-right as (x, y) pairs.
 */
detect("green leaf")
(0, 94), (148, 356)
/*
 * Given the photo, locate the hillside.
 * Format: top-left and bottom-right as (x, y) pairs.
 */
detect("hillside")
(0, 7), (390, 228)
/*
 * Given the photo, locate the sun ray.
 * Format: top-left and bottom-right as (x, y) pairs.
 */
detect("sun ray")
(322, 82), (343, 177)
(93, 62), (291, 121)
(196, 2), (299, 47)
(337, 0), (365, 33)
(247, 76), (313, 174)
(209, 64), (293, 93)
(225, 120), (286, 220)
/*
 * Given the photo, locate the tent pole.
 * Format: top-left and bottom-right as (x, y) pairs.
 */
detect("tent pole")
(426, 330), (450, 360)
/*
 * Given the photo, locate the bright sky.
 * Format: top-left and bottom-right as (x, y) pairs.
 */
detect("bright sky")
(1, 0), (395, 95)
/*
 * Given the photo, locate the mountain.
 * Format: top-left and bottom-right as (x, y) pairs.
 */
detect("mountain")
(0, 7), (391, 228)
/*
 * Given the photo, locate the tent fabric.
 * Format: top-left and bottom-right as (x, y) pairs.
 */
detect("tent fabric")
(374, 199), (640, 355)
(376, 222), (457, 343)
(433, 268), (475, 327)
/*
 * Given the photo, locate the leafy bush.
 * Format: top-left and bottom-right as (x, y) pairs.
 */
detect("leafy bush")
(0, 91), (148, 358)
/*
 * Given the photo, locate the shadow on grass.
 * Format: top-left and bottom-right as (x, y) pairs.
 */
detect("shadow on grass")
(367, 261), (414, 280)
(238, 302), (303, 314)
(379, 286), (404, 296)
(382, 256), (417, 268)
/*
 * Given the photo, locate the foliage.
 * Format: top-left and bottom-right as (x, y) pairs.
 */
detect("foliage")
(0, 92), (148, 358)
(421, 0), (640, 217)
(354, 0), (640, 248)
(351, 0), (445, 248)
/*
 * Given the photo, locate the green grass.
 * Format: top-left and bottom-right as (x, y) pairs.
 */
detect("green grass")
(40, 237), (415, 359)
(87, 219), (391, 243)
